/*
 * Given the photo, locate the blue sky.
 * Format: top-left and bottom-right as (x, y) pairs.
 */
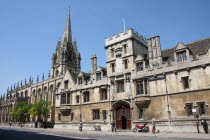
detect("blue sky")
(0, 0), (210, 95)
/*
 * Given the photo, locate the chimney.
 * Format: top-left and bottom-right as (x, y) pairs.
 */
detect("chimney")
(91, 54), (97, 74)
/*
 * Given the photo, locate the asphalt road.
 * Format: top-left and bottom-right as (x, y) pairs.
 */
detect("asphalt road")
(0, 127), (201, 140)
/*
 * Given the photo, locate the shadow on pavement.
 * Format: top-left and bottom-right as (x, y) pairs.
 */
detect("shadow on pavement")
(0, 128), (95, 140)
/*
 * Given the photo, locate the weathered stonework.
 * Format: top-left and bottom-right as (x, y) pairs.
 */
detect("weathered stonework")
(1, 11), (210, 133)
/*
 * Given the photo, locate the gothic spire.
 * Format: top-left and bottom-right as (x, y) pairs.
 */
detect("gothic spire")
(62, 11), (72, 47)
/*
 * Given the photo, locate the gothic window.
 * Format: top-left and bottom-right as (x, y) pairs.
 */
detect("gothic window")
(124, 59), (128, 70)
(182, 76), (189, 89)
(198, 102), (206, 115)
(64, 80), (69, 89)
(25, 90), (28, 98)
(136, 62), (144, 71)
(101, 89), (107, 100)
(102, 110), (107, 120)
(136, 81), (144, 95)
(76, 95), (80, 103)
(185, 103), (193, 116)
(110, 48), (114, 58)
(78, 77), (82, 85)
(61, 94), (66, 104)
(123, 44), (127, 54)
(117, 81), (124, 93)
(83, 92), (89, 102)
(55, 70), (59, 77)
(139, 108), (144, 119)
(93, 109), (100, 120)
(111, 63), (115, 73)
(177, 51), (187, 62)
(96, 72), (101, 81)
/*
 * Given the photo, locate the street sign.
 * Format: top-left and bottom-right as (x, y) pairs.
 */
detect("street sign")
(192, 109), (196, 113)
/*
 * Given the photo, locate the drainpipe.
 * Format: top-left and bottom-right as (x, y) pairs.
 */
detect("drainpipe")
(164, 74), (171, 126)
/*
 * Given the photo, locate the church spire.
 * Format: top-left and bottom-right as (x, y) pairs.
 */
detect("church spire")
(62, 11), (72, 47)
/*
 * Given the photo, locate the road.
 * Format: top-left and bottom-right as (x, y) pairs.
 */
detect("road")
(0, 127), (202, 140)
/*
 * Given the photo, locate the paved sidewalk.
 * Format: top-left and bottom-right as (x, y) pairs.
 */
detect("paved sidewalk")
(0, 125), (209, 139)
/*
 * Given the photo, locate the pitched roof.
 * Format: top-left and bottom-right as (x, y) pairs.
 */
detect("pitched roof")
(69, 70), (78, 83)
(161, 37), (210, 62)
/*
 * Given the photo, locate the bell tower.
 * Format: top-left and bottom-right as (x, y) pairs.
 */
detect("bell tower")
(51, 11), (81, 77)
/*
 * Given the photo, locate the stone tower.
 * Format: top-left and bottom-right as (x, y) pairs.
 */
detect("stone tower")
(51, 11), (81, 77)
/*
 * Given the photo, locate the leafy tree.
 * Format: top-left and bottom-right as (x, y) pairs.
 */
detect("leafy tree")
(11, 102), (32, 122)
(29, 100), (50, 121)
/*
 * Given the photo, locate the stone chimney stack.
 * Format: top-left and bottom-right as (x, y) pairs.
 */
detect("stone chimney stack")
(91, 54), (97, 74)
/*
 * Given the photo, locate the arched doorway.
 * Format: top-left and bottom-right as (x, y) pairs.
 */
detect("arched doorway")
(113, 100), (131, 130)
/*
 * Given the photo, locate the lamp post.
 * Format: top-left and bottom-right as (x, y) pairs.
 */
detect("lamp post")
(194, 112), (200, 133)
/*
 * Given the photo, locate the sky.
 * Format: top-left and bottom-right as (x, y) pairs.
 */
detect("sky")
(0, 0), (210, 95)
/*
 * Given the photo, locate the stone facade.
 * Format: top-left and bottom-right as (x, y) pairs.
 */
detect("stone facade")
(1, 11), (210, 132)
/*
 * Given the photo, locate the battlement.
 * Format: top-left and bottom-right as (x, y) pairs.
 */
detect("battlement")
(105, 28), (147, 47)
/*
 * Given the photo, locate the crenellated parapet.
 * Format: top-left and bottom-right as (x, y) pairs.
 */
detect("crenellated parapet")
(105, 28), (147, 47)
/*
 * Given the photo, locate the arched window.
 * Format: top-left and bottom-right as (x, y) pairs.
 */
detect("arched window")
(44, 86), (48, 101)
(57, 82), (61, 89)
(25, 90), (28, 98)
(21, 92), (24, 97)
(55, 70), (59, 77)
(33, 90), (36, 96)
(38, 88), (42, 100)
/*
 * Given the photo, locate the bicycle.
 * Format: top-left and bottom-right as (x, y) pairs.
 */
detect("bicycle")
(91, 125), (101, 131)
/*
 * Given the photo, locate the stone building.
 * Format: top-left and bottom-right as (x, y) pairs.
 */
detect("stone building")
(1, 11), (210, 132)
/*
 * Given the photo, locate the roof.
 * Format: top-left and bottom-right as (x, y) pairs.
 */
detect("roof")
(161, 37), (210, 62)
(69, 71), (78, 83)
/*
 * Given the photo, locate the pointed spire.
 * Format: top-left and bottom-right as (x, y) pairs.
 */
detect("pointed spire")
(17, 82), (19, 88)
(62, 11), (72, 47)
(42, 73), (44, 81)
(29, 76), (31, 84)
(14, 83), (16, 89)
(37, 75), (39, 83)
(10, 85), (12, 91)
(48, 70), (51, 78)
(73, 37), (77, 49)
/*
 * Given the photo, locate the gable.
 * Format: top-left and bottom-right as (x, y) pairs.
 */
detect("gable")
(176, 42), (187, 50)
(135, 54), (144, 62)
(57, 70), (77, 93)
(96, 66), (102, 72)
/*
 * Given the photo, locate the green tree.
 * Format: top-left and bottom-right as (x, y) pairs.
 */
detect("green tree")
(29, 100), (50, 121)
(11, 102), (32, 122)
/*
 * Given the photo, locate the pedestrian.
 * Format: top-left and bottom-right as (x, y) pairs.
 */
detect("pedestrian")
(152, 119), (156, 134)
(111, 121), (116, 132)
(9, 120), (12, 128)
(201, 119), (209, 134)
(79, 121), (83, 132)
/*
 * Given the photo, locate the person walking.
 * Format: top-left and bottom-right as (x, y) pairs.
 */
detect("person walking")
(9, 120), (12, 128)
(111, 121), (116, 132)
(201, 119), (209, 134)
(79, 122), (83, 132)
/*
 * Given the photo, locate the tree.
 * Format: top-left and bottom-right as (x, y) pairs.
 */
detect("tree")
(11, 102), (32, 122)
(29, 100), (50, 121)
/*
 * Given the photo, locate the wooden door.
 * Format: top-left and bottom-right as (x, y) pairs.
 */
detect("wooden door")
(116, 106), (131, 129)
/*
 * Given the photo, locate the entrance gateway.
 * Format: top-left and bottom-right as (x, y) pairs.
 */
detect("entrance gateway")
(112, 100), (131, 129)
